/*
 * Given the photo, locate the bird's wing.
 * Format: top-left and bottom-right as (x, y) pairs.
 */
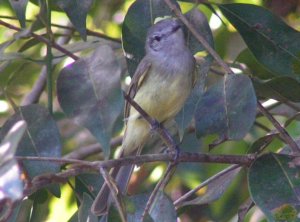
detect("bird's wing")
(124, 57), (151, 119)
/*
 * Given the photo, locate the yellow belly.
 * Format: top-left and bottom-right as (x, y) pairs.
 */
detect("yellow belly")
(122, 69), (192, 155)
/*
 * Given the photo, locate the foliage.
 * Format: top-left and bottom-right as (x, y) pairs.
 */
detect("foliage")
(0, 0), (300, 221)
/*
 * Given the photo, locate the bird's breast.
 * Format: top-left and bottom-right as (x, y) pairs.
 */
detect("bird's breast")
(132, 63), (193, 122)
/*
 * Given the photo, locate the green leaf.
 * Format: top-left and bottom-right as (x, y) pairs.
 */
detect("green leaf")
(75, 173), (104, 199)
(195, 74), (257, 140)
(55, 0), (93, 40)
(248, 153), (300, 221)
(78, 193), (98, 222)
(248, 133), (278, 153)
(57, 45), (123, 157)
(122, 0), (179, 75)
(125, 192), (176, 222)
(9, 0), (29, 28)
(0, 121), (26, 202)
(184, 8), (214, 55)
(219, 3), (300, 77)
(236, 48), (274, 80)
(180, 166), (241, 207)
(0, 104), (62, 179)
(253, 77), (300, 102)
(175, 8), (214, 134)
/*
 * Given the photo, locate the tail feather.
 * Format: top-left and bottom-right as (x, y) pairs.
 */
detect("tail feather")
(91, 149), (139, 215)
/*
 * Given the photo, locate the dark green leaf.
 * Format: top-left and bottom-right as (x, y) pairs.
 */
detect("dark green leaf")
(219, 4), (300, 77)
(236, 48), (274, 80)
(122, 0), (179, 75)
(195, 74), (257, 140)
(9, 0), (28, 28)
(0, 104), (62, 179)
(125, 192), (176, 222)
(253, 77), (300, 102)
(180, 166), (241, 207)
(75, 173), (104, 199)
(78, 193), (98, 222)
(248, 153), (300, 221)
(149, 192), (176, 222)
(175, 8), (214, 134)
(55, 0), (93, 40)
(248, 133), (278, 153)
(184, 8), (214, 55)
(57, 45), (123, 157)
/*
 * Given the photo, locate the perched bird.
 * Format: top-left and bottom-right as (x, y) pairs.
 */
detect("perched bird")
(91, 18), (196, 215)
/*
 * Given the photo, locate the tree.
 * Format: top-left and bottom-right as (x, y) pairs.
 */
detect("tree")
(0, 0), (300, 221)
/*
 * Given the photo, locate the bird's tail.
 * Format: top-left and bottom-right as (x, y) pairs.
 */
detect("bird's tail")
(91, 148), (140, 216)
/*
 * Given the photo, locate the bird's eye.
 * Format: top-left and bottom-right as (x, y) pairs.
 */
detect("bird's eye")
(153, 35), (161, 42)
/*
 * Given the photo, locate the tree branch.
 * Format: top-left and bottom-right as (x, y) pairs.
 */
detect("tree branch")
(257, 102), (300, 153)
(0, 19), (79, 60)
(142, 162), (177, 220)
(20, 151), (255, 196)
(63, 136), (122, 160)
(124, 93), (178, 152)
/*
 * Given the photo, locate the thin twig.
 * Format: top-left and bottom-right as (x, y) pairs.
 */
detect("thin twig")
(141, 162), (177, 221)
(17, 152), (255, 170)
(0, 19), (79, 60)
(20, 152), (255, 197)
(174, 165), (240, 208)
(16, 156), (91, 165)
(21, 26), (74, 105)
(63, 136), (122, 160)
(0, 15), (121, 43)
(99, 167), (126, 222)
(46, 0), (53, 114)
(257, 102), (300, 153)
(124, 93), (177, 152)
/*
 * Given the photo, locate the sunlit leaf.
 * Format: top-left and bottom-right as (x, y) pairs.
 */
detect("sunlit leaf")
(55, 0), (93, 40)
(0, 105), (61, 179)
(78, 193), (98, 222)
(9, 0), (28, 28)
(122, 0), (179, 75)
(248, 153), (300, 220)
(0, 121), (26, 165)
(0, 121), (26, 202)
(57, 45), (123, 157)
(219, 4), (300, 77)
(195, 74), (257, 140)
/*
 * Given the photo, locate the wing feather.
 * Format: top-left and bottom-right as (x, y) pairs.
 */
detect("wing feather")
(124, 58), (151, 119)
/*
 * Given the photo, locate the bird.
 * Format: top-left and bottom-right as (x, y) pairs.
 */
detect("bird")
(91, 17), (196, 216)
